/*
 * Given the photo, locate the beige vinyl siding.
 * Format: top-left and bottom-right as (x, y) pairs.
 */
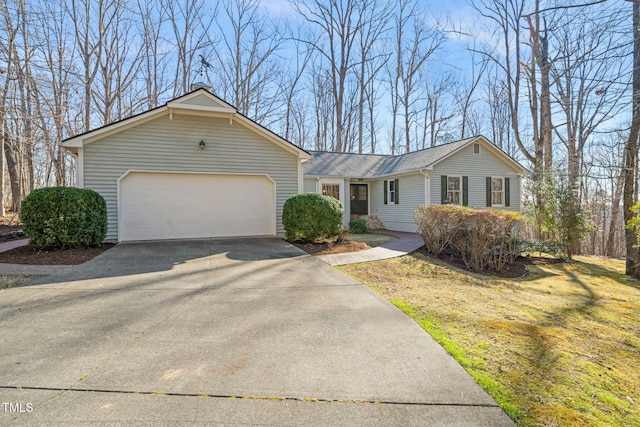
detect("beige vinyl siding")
(303, 178), (316, 193)
(370, 173), (425, 232)
(83, 113), (299, 240)
(430, 142), (521, 211)
(181, 93), (228, 108)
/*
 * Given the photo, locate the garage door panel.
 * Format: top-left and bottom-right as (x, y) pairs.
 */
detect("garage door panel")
(119, 172), (275, 241)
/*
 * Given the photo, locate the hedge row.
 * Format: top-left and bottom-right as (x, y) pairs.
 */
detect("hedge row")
(415, 205), (525, 272)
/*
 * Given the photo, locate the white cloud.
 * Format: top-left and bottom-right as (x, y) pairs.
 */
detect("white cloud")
(259, 0), (297, 18)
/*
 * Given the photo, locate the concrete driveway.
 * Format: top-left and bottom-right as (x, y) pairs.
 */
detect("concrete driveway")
(0, 238), (514, 426)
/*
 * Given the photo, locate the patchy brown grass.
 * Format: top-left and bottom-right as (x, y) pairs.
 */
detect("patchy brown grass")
(292, 233), (397, 255)
(0, 275), (41, 289)
(339, 253), (640, 427)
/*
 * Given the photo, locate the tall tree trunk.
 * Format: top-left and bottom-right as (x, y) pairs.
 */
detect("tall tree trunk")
(0, 119), (5, 217)
(4, 141), (21, 212)
(624, 1), (640, 278)
(539, 30), (553, 181)
(606, 168), (624, 256)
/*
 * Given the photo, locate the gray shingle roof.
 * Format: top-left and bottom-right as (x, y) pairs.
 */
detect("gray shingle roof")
(304, 137), (478, 178)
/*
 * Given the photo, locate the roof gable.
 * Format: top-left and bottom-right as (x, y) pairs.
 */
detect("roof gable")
(304, 136), (526, 178)
(62, 88), (310, 159)
(179, 93), (233, 109)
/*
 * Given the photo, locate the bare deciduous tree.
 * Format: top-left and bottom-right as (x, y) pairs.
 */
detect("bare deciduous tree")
(212, 0), (284, 124)
(355, 0), (391, 153)
(293, 0), (364, 152)
(166, 0), (214, 98)
(550, 4), (628, 192)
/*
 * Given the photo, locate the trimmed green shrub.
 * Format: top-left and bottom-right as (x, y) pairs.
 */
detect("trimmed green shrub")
(282, 192), (343, 242)
(349, 219), (367, 234)
(415, 205), (525, 272)
(21, 187), (108, 248)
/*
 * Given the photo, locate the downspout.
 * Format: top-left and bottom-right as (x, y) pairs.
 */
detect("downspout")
(420, 169), (430, 206)
(76, 147), (84, 188)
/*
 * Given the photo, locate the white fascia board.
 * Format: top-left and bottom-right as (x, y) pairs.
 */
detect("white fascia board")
(62, 108), (168, 148)
(233, 114), (311, 160)
(166, 102), (236, 114)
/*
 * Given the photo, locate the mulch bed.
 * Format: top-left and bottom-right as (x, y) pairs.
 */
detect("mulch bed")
(0, 244), (116, 265)
(0, 225), (22, 234)
(417, 247), (564, 279)
(292, 239), (369, 255)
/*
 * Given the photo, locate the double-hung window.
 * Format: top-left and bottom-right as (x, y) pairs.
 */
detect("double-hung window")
(491, 177), (504, 206)
(440, 175), (467, 206)
(447, 176), (462, 205)
(485, 176), (510, 207)
(389, 180), (396, 203)
(383, 179), (399, 205)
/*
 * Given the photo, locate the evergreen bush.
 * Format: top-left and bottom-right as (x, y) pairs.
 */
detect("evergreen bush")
(282, 193), (343, 242)
(349, 219), (367, 234)
(21, 187), (108, 248)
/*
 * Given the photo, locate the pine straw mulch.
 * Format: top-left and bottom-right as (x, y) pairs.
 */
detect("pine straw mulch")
(291, 239), (369, 255)
(417, 247), (564, 279)
(0, 212), (115, 265)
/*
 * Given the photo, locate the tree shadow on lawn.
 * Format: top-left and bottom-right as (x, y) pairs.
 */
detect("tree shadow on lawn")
(504, 261), (600, 423)
(570, 258), (640, 291)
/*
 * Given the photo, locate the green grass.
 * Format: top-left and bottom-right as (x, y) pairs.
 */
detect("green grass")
(0, 275), (41, 289)
(339, 254), (640, 427)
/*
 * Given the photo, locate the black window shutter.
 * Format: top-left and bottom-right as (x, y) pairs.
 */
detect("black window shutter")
(505, 177), (511, 207)
(486, 177), (492, 207)
(384, 180), (388, 205)
(463, 176), (468, 206)
(394, 179), (399, 204)
(441, 175), (448, 203)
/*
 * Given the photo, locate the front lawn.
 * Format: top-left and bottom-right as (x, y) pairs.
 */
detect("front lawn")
(339, 253), (640, 427)
(345, 232), (397, 247)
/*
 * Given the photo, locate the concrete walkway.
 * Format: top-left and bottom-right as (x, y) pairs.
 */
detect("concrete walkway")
(316, 229), (424, 266)
(0, 238), (71, 275)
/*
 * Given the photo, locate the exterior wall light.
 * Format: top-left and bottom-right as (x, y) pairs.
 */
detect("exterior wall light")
(199, 140), (206, 150)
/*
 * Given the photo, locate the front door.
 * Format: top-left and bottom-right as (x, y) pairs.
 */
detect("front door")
(350, 184), (368, 215)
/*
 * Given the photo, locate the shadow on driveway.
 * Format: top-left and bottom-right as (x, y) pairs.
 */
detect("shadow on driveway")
(0, 237), (514, 426)
(20, 237), (306, 286)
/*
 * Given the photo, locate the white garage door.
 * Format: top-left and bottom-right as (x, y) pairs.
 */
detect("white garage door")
(119, 171), (275, 241)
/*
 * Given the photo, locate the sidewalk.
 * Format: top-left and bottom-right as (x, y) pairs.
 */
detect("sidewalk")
(0, 238), (71, 275)
(316, 229), (424, 266)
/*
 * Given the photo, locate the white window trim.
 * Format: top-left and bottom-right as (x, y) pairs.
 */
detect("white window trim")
(388, 180), (396, 204)
(317, 178), (344, 207)
(491, 176), (505, 207)
(447, 175), (463, 206)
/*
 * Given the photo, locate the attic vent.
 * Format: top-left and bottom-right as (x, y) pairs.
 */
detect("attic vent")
(473, 143), (480, 154)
